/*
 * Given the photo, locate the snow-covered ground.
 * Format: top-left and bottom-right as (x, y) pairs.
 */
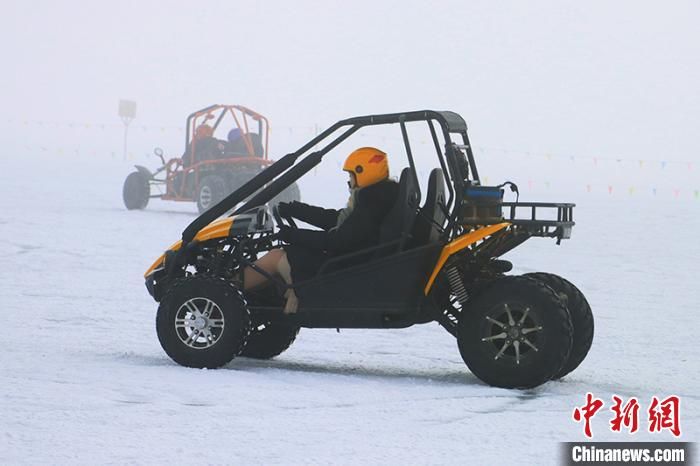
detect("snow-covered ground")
(1, 153), (698, 465)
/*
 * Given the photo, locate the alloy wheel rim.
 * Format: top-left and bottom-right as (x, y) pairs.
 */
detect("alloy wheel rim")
(175, 297), (225, 349)
(481, 303), (543, 365)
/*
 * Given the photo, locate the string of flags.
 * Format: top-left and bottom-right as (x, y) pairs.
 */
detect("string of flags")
(474, 146), (694, 169)
(477, 177), (698, 199)
(7, 117), (698, 170)
(8, 118), (699, 199)
(13, 142), (700, 200)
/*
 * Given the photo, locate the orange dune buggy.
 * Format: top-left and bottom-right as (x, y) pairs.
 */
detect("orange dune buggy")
(122, 104), (300, 213)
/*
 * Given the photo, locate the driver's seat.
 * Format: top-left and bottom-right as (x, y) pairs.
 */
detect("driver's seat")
(373, 167), (420, 257)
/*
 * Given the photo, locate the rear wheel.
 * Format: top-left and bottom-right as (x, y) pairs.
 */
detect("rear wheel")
(242, 285), (300, 359)
(197, 175), (227, 213)
(457, 276), (573, 388)
(156, 276), (251, 368)
(524, 272), (594, 379)
(241, 322), (300, 359)
(122, 171), (150, 210)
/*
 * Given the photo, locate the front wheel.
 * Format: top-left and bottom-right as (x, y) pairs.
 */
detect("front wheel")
(457, 276), (573, 389)
(197, 175), (227, 213)
(122, 171), (150, 210)
(156, 276), (251, 368)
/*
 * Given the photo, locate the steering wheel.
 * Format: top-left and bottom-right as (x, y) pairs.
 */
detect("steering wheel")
(271, 204), (298, 229)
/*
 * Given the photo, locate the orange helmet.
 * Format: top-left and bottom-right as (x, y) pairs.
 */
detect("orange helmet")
(194, 124), (213, 140)
(342, 147), (389, 188)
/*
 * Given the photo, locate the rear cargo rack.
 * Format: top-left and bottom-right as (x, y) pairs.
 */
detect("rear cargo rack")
(460, 202), (575, 241)
(502, 202), (575, 240)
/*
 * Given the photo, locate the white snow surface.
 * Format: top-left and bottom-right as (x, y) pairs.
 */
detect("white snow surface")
(1, 154), (698, 465)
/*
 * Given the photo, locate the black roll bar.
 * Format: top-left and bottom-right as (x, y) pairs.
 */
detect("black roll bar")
(234, 125), (361, 214)
(398, 116), (421, 201)
(427, 119), (454, 211)
(180, 110), (474, 245)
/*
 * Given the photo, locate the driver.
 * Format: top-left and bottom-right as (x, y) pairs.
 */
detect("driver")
(183, 124), (220, 166)
(238, 147), (398, 313)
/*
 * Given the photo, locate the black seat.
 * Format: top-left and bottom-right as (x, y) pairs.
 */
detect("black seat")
(411, 168), (446, 246)
(375, 167), (420, 256)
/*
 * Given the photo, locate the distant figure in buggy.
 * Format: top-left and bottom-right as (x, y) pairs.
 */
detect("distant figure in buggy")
(183, 124), (224, 167)
(225, 127), (264, 157)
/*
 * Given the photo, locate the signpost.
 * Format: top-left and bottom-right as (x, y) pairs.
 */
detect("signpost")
(118, 99), (137, 160)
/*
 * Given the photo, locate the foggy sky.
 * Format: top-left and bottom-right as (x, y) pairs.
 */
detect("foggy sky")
(2, 0), (699, 163)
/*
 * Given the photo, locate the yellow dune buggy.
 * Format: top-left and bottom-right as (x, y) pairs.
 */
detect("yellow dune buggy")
(144, 110), (593, 389)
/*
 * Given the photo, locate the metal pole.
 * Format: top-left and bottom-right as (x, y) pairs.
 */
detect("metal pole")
(123, 121), (129, 161)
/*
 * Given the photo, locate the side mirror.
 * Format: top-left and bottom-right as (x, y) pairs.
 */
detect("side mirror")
(153, 147), (165, 165)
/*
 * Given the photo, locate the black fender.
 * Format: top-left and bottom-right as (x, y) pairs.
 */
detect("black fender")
(134, 165), (154, 179)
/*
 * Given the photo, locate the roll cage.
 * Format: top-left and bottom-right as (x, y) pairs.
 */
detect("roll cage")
(185, 104), (271, 162)
(181, 110), (476, 245)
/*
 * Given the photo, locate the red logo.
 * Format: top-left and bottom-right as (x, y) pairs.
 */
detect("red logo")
(368, 154), (385, 164)
(610, 396), (640, 434)
(573, 392), (604, 438)
(648, 395), (681, 437)
(573, 394), (682, 438)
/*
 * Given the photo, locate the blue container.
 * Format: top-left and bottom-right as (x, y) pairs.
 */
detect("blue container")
(460, 185), (504, 224)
